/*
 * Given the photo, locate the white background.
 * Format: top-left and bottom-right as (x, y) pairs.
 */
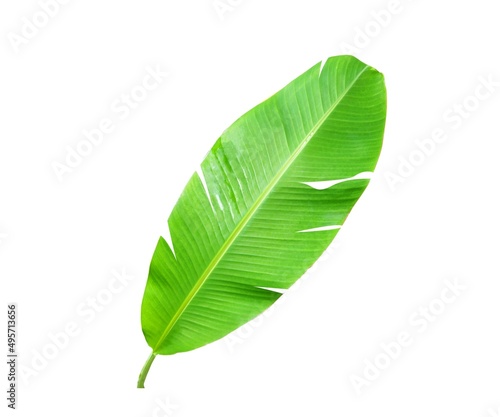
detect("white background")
(1, 0), (499, 416)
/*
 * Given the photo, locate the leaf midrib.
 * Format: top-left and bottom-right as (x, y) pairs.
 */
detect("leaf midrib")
(153, 65), (369, 353)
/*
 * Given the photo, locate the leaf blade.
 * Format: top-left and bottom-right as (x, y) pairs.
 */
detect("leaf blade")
(140, 55), (386, 357)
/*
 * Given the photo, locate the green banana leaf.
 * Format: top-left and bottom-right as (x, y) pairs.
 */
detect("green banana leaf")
(138, 55), (386, 387)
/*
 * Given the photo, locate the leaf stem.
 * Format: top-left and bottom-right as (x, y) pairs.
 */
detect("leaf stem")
(137, 351), (157, 388)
